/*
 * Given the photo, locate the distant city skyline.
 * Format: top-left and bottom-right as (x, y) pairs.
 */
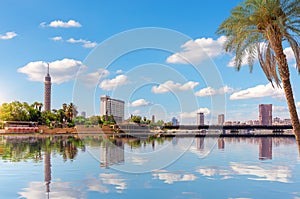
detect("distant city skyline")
(0, 0), (299, 124)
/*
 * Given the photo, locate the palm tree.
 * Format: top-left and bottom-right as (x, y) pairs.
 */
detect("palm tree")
(217, 0), (300, 140)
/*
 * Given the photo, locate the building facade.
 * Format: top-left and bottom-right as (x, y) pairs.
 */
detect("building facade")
(259, 104), (272, 125)
(44, 63), (51, 111)
(100, 95), (125, 124)
(218, 114), (225, 125)
(197, 112), (204, 125)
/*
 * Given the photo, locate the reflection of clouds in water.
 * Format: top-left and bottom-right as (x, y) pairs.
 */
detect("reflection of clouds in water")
(85, 177), (109, 193)
(18, 181), (84, 199)
(19, 173), (127, 198)
(100, 173), (126, 192)
(129, 156), (149, 165)
(197, 162), (292, 183)
(152, 170), (197, 184)
(189, 145), (212, 158)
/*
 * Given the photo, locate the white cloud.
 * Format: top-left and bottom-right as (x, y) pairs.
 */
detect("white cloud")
(297, 102), (300, 108)
(50, 36), (63, 41)
(18, 58), (86, 84)
(166, 36), (226, 64)
(41, 19), (81, 28)
(227, 56), (251, 67)
(152, 80), (199, 94)
(116, 69), (123, 74)
(132, 109), (141, 115)
(180, 108), (210, 119)
(273, 106), (288, 112)
(99, 75), (128, 90)
(81, 69), (110, 86)
(129, 99), (151, 107)
(0, 31), (17, 40)
(195, 85), (234, 97)
(283, 47), (294, 62)
(230, 82), (284, 100)
(67, 38), (97, 48)
(228, 45), (295, 68)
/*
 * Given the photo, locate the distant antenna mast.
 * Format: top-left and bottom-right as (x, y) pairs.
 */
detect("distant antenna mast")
(47, 62), (50, 74)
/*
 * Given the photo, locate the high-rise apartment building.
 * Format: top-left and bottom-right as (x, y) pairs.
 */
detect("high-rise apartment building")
(259, 104), (272, 125)
(218, 114), (225, 125)
(44, 63), (51, 111)
(197, 112), (204, 125)
(100, 95), (125, 124)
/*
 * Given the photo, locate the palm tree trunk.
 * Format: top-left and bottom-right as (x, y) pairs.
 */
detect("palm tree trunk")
(269, 35), (300, 141)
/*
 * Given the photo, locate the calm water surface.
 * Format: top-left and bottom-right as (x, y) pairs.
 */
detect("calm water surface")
(0, 134), (300, 199)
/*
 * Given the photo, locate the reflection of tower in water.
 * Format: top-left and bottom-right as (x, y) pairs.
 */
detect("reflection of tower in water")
(100, 139), (125, 167)
(196, 137), (204, 150)
(44, 151), (51, 198)
(259, 137), (272, 160)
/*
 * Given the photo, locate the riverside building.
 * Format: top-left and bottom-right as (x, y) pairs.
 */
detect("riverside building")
(100, 95), (125, 124)
(259, 104), (272, 125)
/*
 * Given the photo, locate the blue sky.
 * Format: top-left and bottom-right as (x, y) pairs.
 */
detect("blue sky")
(0, 0), (299, 124)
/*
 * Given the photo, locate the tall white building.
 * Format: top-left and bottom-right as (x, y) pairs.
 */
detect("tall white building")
(100, 95), (125, 124)
(197, 112), (204, 125)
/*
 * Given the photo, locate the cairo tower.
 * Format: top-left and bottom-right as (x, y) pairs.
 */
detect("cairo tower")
(44, 63), (51, 111)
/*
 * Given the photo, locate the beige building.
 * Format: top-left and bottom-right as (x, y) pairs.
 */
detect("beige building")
(259, 104), (272, 125)
(218, 114), (225, 125)
(197, 112), (204, 125)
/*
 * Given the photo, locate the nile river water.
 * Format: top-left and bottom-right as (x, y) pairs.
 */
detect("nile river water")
(0, 134), (300, 199)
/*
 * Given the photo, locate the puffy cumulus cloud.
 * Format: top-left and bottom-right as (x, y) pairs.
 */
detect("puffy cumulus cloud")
(230, 82), (284, 100)
(297, 102), (300, 108)
(67, 38), (97, 48)
(166, 36), (226, 64)
(99, 75), (128, 91)
(152, 171), (197, 184)
(40, 19), (81, 28)
(129, 99), (151, 107)
(0, 31), (17, 40)
(152, 80), (199, 94)
(18, 58), (86, 84)
(80, 68), (110, 86)
(228, 45), (295, 68)
(50, 36), (63, 41)
(116, 69), (123, 74)
(195, 85), (234, 97)
(283, 47), (295, 62)
(180, 108), (210, 119)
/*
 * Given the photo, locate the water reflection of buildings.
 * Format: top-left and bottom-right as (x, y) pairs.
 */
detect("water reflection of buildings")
(196, 137), (204, 150)
(100, 139), (124, 167)
(218, 138), (225, 150)
(259, 137), (272, 160)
